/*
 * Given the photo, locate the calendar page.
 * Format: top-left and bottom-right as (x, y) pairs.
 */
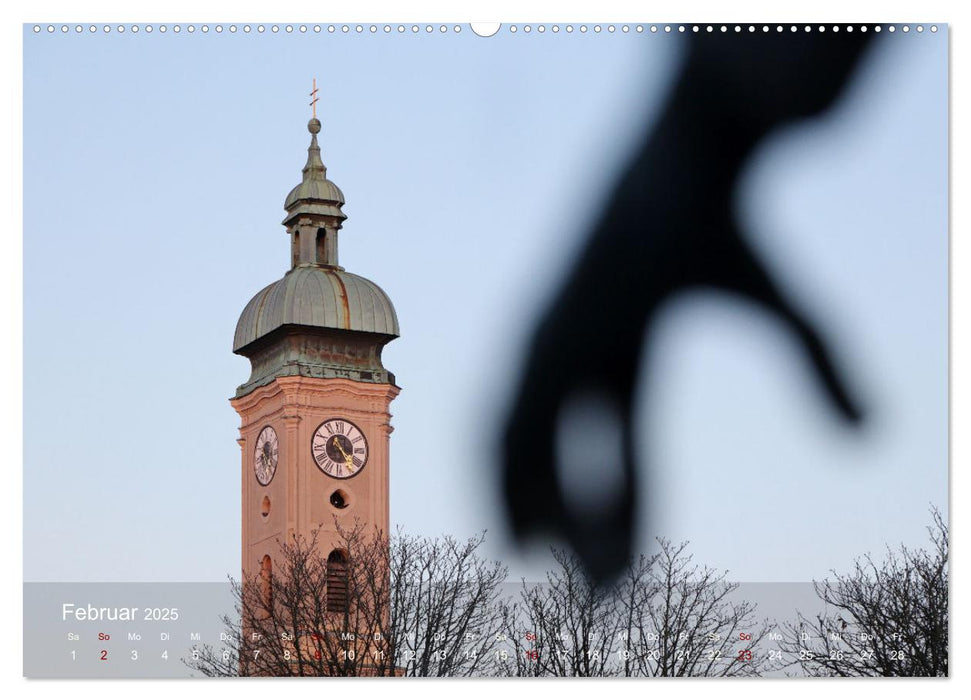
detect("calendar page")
(21, 17), (948, 680)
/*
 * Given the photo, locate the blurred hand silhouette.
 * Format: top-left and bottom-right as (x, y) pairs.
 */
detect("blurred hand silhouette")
(502, 30), (873, 585)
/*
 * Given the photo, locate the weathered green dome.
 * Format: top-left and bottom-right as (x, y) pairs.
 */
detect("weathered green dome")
(233, 266), (399, 353)
(282, 177), (345, 217)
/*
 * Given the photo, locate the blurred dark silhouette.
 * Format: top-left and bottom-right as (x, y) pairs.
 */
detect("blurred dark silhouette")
(502, 30), (875, 585)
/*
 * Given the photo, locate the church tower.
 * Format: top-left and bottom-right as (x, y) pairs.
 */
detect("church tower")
(231, 115), (400, 600)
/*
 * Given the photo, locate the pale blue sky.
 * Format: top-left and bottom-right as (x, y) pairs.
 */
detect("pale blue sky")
(23, 25), (947, 582)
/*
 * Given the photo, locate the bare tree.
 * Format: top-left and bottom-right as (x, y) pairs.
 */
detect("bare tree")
(496, 548), (623, 676)
(779, 507), (948, 677)
(619, 539), (775, 677)
(186, 523), (507, 677)
(494, 540), (774, 677)
(389, 530), (508, 676)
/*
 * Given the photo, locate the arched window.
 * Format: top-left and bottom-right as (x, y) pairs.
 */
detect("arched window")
(316, 228), (327, 264)
(326, 550), (348, 613)
(260, 555), (273, 611)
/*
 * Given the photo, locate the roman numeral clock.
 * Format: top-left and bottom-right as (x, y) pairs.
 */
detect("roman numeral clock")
(313, 419), (369, 479)
(230, 115), (400, 591)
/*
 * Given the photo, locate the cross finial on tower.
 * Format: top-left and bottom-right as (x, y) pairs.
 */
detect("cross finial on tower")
(310, 78), (320, 119)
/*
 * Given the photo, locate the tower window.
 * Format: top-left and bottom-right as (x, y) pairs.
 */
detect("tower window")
(330, 490), (349, 509)
(326, 550), (348, 613)
(261, 495), (271, 518)
(291, 230), (300, 267)
(316, 228), (327, 265)
(260, 554), (273, 611)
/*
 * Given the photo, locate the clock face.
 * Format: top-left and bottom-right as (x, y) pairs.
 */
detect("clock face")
(312, 418), (368, 479)
(254, 426), (279, 486)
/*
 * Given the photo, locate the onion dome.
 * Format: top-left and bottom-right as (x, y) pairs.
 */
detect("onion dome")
(233, 266), (399, 352)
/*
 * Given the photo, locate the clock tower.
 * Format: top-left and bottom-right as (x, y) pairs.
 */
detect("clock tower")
(231, 116), (400, 598)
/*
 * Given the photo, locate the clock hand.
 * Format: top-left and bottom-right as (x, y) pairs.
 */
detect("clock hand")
(331, 437), (346, 458)
(332, 437), (355, 470)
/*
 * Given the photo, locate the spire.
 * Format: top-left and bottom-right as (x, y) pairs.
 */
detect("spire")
(283, 93), (348, 268)
(302, 117), (327, 182)
(303, 78), (326, 181)
(282, 114), (346, 229)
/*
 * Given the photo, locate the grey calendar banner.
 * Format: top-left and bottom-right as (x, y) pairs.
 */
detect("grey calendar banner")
(25, 581), (833, 678)
(23, 582), (237, 678)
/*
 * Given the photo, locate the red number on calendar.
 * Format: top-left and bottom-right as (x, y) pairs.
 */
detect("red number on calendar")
(100, 650), (108, 661)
